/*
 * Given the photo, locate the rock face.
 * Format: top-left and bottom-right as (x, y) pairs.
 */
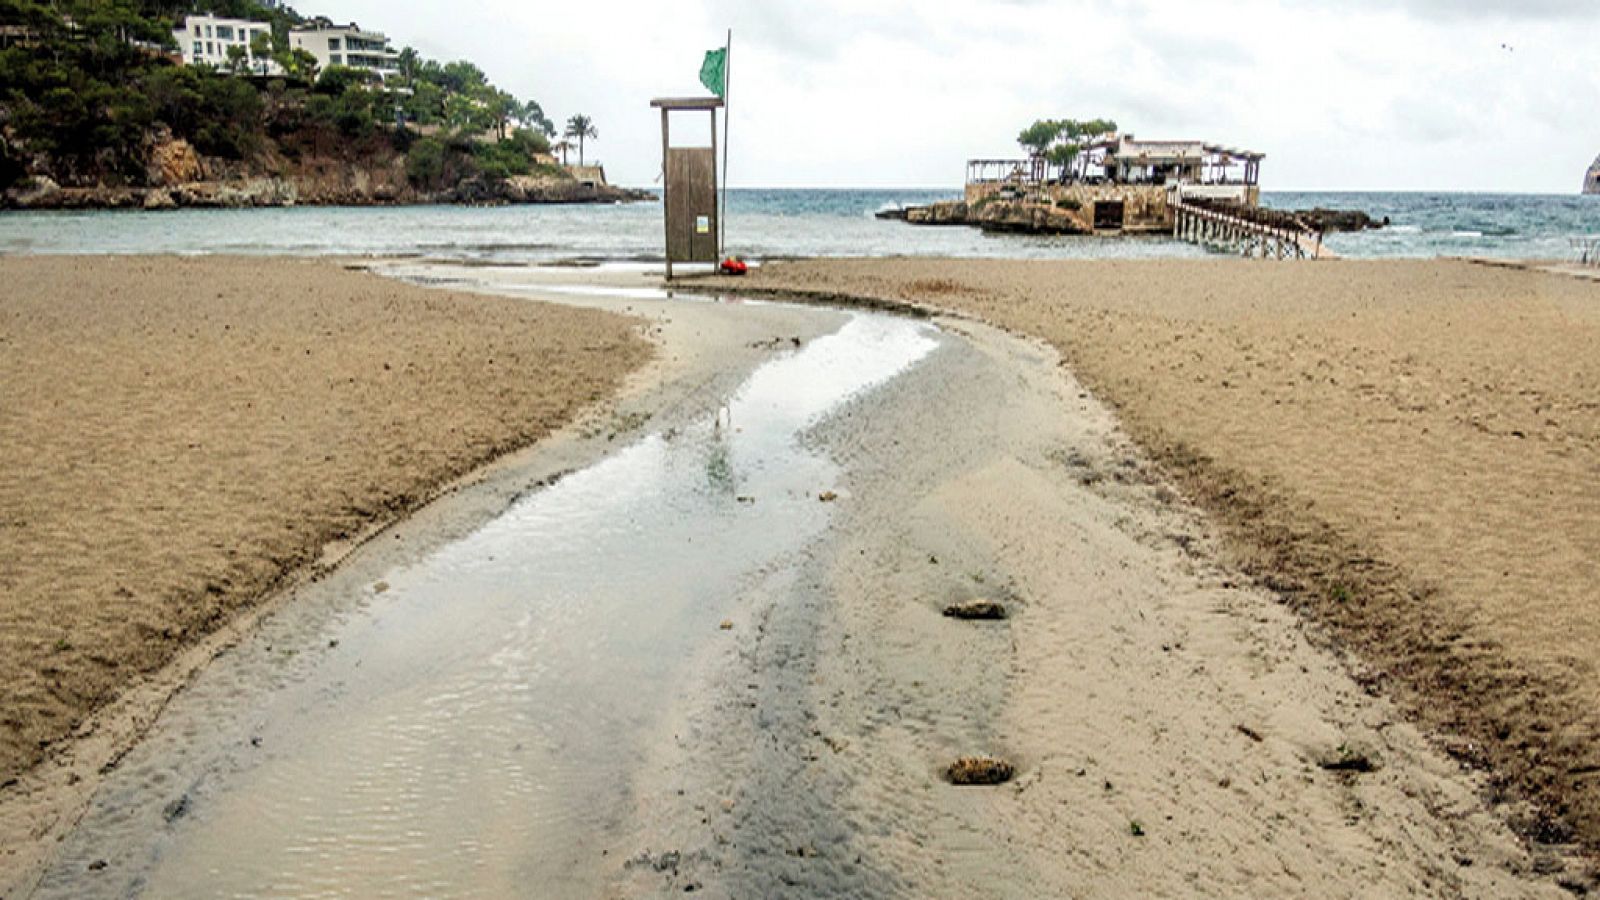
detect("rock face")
(148, 137), (205, 186)
(1, 168), (651, 211)
(887, 198), (1091, 235)
(1585, 155), (1600, 196)
(1, 138), (652, 211)
(905, 201), (968, 226)
(969, 199), (1089, 235)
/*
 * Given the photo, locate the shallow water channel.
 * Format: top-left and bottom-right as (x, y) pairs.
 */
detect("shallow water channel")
(35, 308), (939, 897)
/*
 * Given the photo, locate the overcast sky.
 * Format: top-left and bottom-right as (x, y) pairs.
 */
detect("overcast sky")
(318, 0), (1599, 193)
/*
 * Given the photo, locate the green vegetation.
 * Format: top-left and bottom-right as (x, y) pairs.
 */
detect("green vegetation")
(1017, 117), (1119, 178)
(0, 0), (564, 193)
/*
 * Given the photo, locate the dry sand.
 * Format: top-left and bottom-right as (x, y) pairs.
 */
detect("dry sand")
(716, 257), (1600, 858)
(6, 259), (1592, 895)
(0, 256), (650, 786)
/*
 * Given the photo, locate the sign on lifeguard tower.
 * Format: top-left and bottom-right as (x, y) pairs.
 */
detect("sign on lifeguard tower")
(651, 96), (722, 278)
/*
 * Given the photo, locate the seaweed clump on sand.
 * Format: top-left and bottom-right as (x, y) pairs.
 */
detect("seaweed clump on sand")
(946, 757), (1016, 785)
(943, 600), (1008, 621)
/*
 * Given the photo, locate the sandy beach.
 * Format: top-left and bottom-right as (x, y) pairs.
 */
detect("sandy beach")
(720, 257), (1600, 856)
(5, 256), (1596, 896)
(0, 256), (651, 786)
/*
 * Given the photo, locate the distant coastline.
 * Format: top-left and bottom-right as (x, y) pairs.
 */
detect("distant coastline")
(1, 3), (638, 212)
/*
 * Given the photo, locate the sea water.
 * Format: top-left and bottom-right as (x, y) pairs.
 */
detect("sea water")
(1, 189), (1597, 262)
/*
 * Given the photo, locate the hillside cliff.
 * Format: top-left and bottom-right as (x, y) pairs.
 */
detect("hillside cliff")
(3, 133), (649, 210)
(0, 1), (645, 209)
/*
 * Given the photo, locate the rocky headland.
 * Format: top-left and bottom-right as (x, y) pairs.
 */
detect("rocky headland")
(3, 137), (650, 210)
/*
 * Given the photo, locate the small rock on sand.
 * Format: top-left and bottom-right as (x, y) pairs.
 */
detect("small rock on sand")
(719, 619), (733, 631)
(943, 600), (1008, 620)
(1316, 744), (1379, 773)
(818, 491), (838, 503)
(946, 756), (1015, 785)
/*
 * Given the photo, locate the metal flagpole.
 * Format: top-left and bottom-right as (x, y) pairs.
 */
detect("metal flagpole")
(720, 29), (731, 260)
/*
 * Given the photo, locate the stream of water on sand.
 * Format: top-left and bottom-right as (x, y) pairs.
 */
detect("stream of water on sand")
(32, 307), (938, 898)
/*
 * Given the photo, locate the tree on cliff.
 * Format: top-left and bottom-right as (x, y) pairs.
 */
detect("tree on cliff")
(564, 114), (597, 166)
(518, 100), (556, 139)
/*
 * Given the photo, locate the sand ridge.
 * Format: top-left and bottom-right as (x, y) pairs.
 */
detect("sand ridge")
(0, 256), (652, 786)
(607, 310), (1570, 896)
(719, 257), (1600, 862)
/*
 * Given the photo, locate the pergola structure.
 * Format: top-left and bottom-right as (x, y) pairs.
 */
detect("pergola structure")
(650, 96), (723, 279)
(967, 137), (1264, 188)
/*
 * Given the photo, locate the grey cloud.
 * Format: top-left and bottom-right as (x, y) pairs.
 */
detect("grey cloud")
(1293, 0), (1596, 19)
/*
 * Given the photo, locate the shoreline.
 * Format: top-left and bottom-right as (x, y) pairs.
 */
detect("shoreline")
(702, 256), (1600, 863)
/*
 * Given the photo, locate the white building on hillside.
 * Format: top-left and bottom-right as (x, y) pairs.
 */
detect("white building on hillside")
(289, 24), (399, 79)
(173, 14), (283, 76)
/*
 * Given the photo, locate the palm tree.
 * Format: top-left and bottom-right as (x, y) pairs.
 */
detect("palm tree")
(564, 114), (598, 166)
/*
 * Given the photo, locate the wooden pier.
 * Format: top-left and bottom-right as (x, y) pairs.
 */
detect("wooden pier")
(1172, 197), (1325, 260)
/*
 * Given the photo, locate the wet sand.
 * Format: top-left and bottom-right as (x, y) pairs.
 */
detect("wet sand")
(0, 262), (853, 896)
(0, 256), (650, 788)
(719, 257), (1600, 861)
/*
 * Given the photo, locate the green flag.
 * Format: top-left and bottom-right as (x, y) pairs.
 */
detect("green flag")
(699, 47), (726, 98)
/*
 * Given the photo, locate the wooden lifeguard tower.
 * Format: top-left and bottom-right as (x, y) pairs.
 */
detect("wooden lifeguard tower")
(651, 96), (723, 279)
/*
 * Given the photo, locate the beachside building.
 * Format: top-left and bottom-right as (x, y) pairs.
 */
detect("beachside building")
(289, 23), (399, 79)
(1585, 154), (1600, 195)
(964, 134), (1265, 234)
(172, 14), (283, 76)
(566, 165), (608, 188)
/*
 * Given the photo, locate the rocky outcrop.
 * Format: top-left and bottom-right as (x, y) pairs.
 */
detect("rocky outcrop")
(905, 201), (968, 226)
(969, 199), (1089, 235)
(883, 198), (1089, 235)
(1290, 207), (1388, 232)
(6, 176), (61, 208)
(148, 137), (205, 186)
(463, 174), (652, 205)
(1585, 154), (1600, 196)
(2, 169), (651, 211)
(1, 138), (652, 211)
(3, 177), (299, 210)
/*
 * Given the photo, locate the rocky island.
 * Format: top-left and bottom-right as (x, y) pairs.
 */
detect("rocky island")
(876, 118), (1384, 244)
(1586, 154), (1600, 195)
(877, 201), (1385, 235)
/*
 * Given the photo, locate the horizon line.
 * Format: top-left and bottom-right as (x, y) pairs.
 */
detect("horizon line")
(618, 185), (1594, 197)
